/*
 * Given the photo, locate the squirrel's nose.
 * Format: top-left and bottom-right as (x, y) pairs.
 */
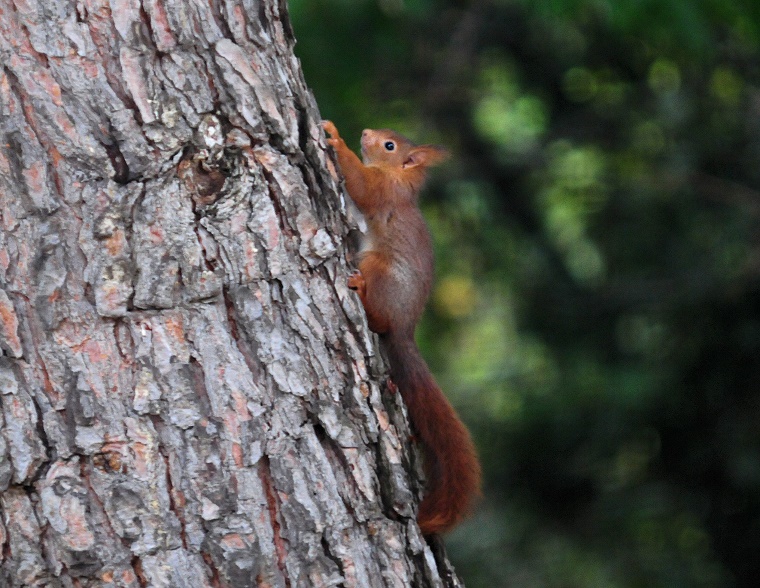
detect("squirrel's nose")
(362, 129), (370, 138)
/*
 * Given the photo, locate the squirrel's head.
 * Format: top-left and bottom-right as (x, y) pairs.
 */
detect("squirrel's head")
(361, 129), (449, 171)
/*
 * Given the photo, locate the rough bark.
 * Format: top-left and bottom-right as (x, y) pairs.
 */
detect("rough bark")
(0, 0), (464, 586)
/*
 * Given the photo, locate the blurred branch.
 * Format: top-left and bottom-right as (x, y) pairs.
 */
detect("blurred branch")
(426, 0), (488, 110)
(692, 172), (760, 217)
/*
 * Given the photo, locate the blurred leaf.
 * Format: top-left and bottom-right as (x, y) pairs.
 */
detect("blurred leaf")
(291, 0), (760, 585)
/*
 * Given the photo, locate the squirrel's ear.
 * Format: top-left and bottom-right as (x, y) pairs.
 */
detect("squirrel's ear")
(403, 145), (450, 169)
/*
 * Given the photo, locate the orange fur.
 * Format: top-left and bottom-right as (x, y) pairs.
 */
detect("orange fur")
(324, 121), (481, 535)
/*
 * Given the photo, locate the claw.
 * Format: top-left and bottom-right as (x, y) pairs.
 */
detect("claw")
(322, 120), (339, 139)
(347, 270), (365, 292)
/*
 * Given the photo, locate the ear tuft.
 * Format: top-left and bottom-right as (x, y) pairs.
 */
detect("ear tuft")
(402, 145), (450, 169)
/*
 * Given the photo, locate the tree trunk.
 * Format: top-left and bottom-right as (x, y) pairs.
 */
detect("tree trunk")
(0, 0), (464, 586)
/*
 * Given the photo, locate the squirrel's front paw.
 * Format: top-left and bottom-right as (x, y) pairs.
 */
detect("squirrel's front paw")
(322, 120), (339, 142)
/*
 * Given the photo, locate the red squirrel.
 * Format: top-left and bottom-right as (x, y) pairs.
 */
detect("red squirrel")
(322, 120), (481, 535)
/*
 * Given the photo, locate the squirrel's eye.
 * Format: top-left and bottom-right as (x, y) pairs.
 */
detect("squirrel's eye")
(384, 141), (395, 151)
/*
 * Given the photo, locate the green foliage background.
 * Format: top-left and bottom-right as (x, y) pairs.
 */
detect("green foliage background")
(290, 1), (760, 586)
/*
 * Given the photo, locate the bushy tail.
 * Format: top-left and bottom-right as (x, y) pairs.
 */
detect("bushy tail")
(385, 332), (481, 535)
